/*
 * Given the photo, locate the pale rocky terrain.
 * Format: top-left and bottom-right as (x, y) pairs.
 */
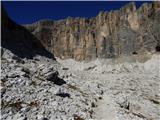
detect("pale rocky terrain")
(1, 1), (160, 120)
(58, 53), (160, 120)
(1, 48), (160, 120)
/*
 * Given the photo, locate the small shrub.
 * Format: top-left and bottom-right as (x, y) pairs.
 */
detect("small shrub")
(2, 100), (23, 111)
(67, 84), (88, 97)
(31, 81), (37, 86)
(28, 101), (39, 108)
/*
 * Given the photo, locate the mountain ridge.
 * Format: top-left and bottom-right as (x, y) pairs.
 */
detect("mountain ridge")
(24, 1), (160, 61)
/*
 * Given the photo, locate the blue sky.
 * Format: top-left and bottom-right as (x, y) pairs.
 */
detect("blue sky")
(2, 1), (152, 25)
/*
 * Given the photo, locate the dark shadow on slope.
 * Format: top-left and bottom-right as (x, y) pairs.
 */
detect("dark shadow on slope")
(56, 93), (70, 98)
(53, 77), (66, 85)
(1, 6), (55, 60)
(155, 45), (160, 52)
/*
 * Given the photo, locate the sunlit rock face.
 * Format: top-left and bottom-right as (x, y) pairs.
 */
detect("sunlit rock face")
(25, 2), (160, 61)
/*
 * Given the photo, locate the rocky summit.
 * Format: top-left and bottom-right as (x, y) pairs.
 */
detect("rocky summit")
(25, 2), (160, 60)
(1, 2), (160, 120)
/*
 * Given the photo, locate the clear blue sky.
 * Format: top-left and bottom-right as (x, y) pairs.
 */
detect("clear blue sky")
(2, 1), (152, 25)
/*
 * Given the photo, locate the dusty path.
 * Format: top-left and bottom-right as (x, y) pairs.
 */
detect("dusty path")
(57, 54), (160, 120)
(94, 94), (117, 120)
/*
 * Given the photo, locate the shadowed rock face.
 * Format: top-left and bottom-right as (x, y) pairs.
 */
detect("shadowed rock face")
(1, 6), (54, 59)
(24, 2), (160, 61)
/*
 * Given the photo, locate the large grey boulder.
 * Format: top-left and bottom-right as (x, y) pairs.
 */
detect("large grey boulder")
(36, 64), (66, 85)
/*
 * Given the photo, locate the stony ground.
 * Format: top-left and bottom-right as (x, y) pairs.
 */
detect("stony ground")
(1, 48), (160, 120)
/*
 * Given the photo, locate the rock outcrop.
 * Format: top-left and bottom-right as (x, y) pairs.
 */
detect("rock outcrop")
(25, 2), (160, 61)
(1, 6), (54, 59)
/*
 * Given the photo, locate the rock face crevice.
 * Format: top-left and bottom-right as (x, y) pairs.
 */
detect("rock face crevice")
(24, 2), (160, 60)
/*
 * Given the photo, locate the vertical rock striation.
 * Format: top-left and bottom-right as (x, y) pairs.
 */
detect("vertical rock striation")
(25, 2), (160, 60)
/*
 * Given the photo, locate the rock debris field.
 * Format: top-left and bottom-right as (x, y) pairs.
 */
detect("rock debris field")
(1, 48), (160, 120)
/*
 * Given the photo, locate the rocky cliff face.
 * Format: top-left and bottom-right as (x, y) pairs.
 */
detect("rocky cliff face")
(25, 2), (160, 60)
(1, 6), (54, 59)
